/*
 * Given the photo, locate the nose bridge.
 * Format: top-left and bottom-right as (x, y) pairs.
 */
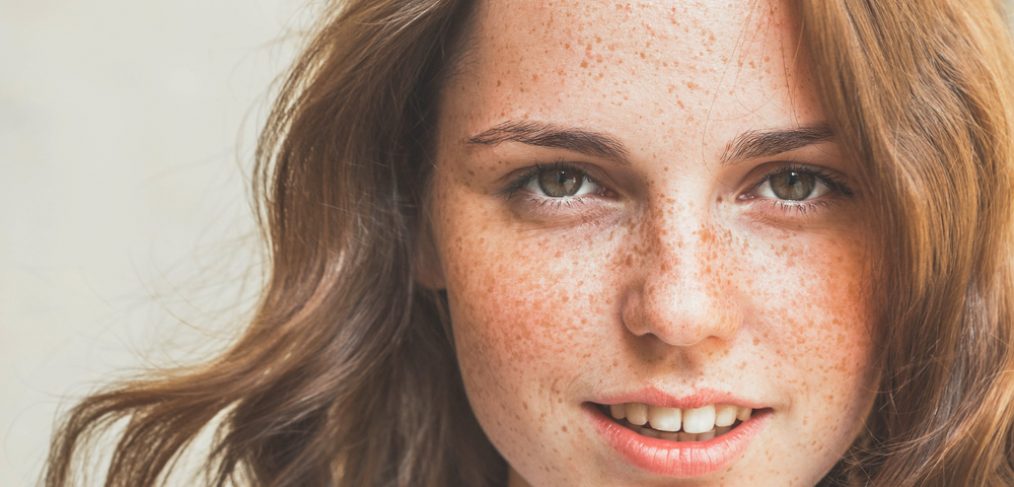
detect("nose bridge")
(622, 192), (738, 347)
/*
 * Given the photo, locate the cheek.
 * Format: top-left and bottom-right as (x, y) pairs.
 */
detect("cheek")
(747, 233), (878, 452)
(765, 237), (874, 373)
(444, 225), (615, 382)
(435, 191), (630, 407)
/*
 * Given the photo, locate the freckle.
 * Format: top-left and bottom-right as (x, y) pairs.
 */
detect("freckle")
(686, 81), (698, 90)
(561, 425), (568, 432)
(580, 60), (589, 68)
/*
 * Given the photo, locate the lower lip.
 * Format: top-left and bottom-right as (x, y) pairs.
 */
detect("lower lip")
(585, 403), (771, 477)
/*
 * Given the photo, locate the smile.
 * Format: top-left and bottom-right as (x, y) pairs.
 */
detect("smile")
(584, 389), (772, 477)
(597, 402), (754, 441)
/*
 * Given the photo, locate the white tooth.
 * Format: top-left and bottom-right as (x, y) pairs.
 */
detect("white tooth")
(697, 429), (716, 441)
(682, 405), (717, 434)
(715, 404), (738, 427)
(646, 406), (682, 432)
(678, 432), (698, 442)
(715, 426), (731, 436)
(736, 407), (752, 421)
(626, 403), (648, 426)
(609, 404), (626, 420)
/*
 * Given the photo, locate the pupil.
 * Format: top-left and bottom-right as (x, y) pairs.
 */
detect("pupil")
(771, 170), (815, 201)
(538, 168), (582, 197)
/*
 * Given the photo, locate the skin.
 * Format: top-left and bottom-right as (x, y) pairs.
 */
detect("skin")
(423, 1), (879, 485)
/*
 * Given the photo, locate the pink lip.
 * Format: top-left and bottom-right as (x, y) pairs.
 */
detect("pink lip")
(595, 386), (767, 409)
(585, 388), (772, 477)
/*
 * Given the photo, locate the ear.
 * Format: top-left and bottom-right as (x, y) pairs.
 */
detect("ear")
(413, 217), (446, 290)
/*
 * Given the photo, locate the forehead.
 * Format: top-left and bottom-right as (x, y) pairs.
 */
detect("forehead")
(443, 0), (823, 151)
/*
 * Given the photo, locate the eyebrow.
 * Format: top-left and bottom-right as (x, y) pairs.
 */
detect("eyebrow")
(466, 120), (630, 162)
(720, 125), (834, 165)
(466, 120), (834, 165)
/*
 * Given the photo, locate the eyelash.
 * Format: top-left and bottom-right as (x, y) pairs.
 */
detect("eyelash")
(501, 161), (855, 217)
(503, 162), (604, 199)
(741, 163), (855, 215)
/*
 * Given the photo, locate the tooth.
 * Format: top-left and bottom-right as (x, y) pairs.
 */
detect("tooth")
(626, 403), (648, 426)
(715, 404), (738, 427)
(609, 404), (626, 420)
(736, 407), (752, 421)
(678, 432), (698, 442)
(697, 429), (716, 441)
(640, 427), (660, 438)
(647, 406), (682, 432)
(682, 405), (717, 434)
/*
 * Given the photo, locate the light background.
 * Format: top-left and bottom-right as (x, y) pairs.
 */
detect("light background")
(2, 2), (1012, 486)
(1, 1), (312, 484)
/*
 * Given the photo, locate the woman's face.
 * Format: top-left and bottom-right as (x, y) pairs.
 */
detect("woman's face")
(427, 1), (879, 485)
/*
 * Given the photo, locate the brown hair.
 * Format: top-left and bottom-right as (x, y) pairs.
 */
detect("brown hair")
(803, 1), (1014, 485)
(45, 1), (1014, 486)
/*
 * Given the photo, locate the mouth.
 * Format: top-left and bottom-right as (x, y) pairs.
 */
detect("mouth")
(584, 398), (773, 477)
(592, 402), (763, 441)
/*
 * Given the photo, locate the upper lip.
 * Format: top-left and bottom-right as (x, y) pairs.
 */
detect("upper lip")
(592, 386), (769, 410)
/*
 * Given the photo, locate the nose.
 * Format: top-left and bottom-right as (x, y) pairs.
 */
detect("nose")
(620, 211), (741, 348)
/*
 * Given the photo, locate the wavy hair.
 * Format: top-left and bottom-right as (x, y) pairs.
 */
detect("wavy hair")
(45, 1), (1014, 485)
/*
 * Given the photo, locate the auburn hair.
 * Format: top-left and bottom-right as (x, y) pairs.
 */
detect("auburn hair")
(45, 1), (1014, 486)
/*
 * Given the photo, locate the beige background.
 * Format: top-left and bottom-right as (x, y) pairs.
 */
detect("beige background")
(2, 2), (1012, 486)
(1, 1), (310, 484)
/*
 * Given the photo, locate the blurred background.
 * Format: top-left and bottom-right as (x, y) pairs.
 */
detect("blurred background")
(2, 1), (1013, 486)
(1, 0), (312, 484)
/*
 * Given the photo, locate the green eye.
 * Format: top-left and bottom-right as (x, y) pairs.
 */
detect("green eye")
(522, 165), (600, 198)
(537, 167), (584, 197)
(758, 169), (830, 201)
(769, 171), (817, 200)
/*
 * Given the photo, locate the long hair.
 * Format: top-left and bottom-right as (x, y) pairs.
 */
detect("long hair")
(45, 1), (1014, 486)
(803, 1), (1014, 485)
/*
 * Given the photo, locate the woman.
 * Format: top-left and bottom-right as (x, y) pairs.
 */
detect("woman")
(46, 0), (1014, 486)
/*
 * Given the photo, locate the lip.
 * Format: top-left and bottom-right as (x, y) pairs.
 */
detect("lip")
(585, 388), (772, 477)
(595, 386), (767, 409)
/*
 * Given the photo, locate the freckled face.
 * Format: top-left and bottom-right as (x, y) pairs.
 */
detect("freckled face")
(427, 1), (878, 486)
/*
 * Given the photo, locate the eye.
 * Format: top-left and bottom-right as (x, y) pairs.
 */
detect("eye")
(500, 162), (615, 222)
(756, 169), (830, 201)
(515, 163), (603, 199)
(527, 164), (596, 196)
(738, 164), (856, 218)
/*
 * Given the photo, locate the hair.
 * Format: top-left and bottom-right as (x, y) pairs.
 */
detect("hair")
(44, 1), (1014, 486)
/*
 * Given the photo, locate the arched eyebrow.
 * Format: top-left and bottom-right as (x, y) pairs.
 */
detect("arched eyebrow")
(720, 125), (834, 165)
(466, 120), (834, 166)
(466, 120), (629, 162)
